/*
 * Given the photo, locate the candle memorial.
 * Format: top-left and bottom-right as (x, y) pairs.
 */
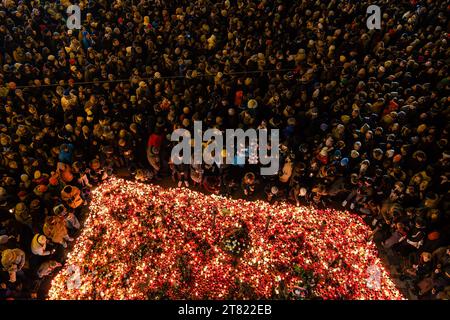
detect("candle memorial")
(48, 177), (403, 300)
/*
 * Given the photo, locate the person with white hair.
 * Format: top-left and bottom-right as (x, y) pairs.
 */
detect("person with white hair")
(292, 185), (308, 207)
(265, 185), (280, 204)
(37, 260), (62, 279)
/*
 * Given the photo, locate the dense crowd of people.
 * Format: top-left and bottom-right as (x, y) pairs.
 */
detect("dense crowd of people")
(0, 0), (449, 299)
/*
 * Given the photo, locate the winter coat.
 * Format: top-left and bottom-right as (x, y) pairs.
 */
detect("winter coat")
(43, 216), (68, 244)
(1, 248), (25, 282)
(279, 160), (293, 183)
(61, 185), (83, 209)
(31, 234), (50, 256)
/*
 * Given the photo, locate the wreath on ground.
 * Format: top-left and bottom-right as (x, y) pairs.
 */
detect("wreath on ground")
(221, 221), (250, 258)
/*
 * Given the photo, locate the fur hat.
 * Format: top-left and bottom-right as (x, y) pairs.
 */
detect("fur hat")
(247, 99), (258, 109)
(1, 249), (17, 266)
(350, 150), (360, 158)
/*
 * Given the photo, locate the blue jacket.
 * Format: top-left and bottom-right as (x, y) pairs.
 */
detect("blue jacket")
(58, 144), (74, 164)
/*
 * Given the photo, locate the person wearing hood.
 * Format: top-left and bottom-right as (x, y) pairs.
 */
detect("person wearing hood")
(1, 248), (26, 283)
(31, 234), (53, 256)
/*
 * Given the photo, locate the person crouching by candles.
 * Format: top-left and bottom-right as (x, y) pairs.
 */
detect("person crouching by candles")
(190, 162), (203, 188)
(311, 184), (329, 207)
(43, 216), (73, 248)
(242, 172), (256, 197)
(265, 185), (280, 204)
(31, 234), (53, 256)
(203, 175), (221, 194)
(61, 185), (84, 209)
(291, 185), (309, 207)
(54, 204), (80, 231)
(171, 152), (189, 188)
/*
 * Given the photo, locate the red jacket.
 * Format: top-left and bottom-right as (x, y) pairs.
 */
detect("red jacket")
(147, 133), (163, 149)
